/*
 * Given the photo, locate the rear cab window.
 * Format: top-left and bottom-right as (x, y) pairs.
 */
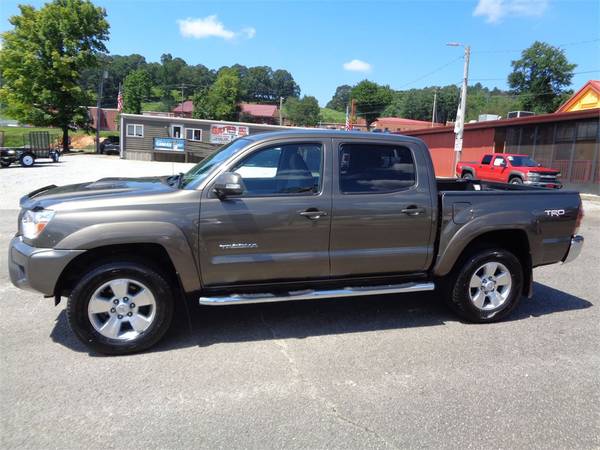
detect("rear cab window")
(339, 143), (416, 194)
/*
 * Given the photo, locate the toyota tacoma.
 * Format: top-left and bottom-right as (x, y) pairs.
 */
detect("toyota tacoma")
(9, 130), (584, 354)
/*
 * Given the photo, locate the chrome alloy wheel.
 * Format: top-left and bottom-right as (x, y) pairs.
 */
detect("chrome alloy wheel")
(468, 262), (512, 311)
(87, 278), (157, 340)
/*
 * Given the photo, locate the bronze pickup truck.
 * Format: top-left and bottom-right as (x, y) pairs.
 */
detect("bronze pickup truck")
(9, 130), (584, 354)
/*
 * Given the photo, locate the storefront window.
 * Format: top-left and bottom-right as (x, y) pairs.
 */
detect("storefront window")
(534, 124), (554, 167)
(571, 120), (599, 184)
(505, 127), (519, 152)
(520, 126), (535, 156)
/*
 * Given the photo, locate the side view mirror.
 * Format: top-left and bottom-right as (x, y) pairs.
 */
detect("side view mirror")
(501, 161), (507, 167)
(213, 172), (245, 199)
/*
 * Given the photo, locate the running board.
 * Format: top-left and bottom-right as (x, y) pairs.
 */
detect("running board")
(199, 282), (435, 306)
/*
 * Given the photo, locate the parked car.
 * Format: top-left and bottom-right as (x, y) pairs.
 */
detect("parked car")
(1, 148), (18, 167)
(99, 136), (120, 155)
(456, 153), (562, 188)
(9, 130), (584, 354)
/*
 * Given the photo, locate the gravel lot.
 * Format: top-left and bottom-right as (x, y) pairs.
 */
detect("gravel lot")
(1, 155), (599, 449)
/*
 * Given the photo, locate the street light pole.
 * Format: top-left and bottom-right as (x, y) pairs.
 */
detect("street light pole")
(95, 69), (108, 154)
(448, 43), (471, 175)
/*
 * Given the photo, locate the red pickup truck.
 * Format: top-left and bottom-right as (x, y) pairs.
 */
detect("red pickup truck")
(456, 153), (562, 188)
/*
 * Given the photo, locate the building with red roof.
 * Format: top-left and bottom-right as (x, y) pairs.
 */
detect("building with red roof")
(239, 103), (280, 124)
(556, 80), (600, 113)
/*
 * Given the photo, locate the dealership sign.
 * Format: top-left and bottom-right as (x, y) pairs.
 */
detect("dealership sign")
(210, 124), (249, 144)
(154, 137), (185, 152)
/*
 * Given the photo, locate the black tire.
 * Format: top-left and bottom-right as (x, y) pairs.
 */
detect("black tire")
(19, 153), (35, 167)
(509, 176), (523, 184)
(1, 161), (11, 168)
(462, 172), (474, 180)
(67, 261), (174, 355)
(445, 248), (523, 323)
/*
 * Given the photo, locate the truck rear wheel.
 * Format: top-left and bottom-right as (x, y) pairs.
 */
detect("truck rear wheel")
(461, 172), (473, 180)
(446, 248), (523, 322)
(67, 261), (174, 355)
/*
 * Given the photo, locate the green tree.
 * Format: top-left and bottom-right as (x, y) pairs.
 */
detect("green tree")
(192, 68), (240, 121)
(0, 0), (109, 151)
(351, 80), (393, 129)
(326, 85), (352, 111)
(508, 41), (576, 113)
(123, 69), (152, 114)
(272, 69), (300, 100)
(283, 96), (321, 127)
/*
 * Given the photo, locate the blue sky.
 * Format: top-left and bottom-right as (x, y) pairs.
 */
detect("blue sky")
(1, 0), (599, 105)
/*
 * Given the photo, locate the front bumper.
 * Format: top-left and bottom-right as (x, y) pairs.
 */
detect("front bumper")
(562, 235), (584, 264)
(524, 180), (562, 189)
(8, 236), (84, 295)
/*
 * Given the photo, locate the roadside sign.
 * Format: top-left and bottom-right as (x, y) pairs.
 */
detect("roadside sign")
(210, 124), (249, 144)
(154, 137), (185, 151)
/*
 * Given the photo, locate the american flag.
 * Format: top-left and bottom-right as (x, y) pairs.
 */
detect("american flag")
(117, 86), (123, 112)
(345, 104), (352, 131)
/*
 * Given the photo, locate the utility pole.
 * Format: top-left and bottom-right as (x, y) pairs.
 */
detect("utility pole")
(279, 96), (284, 125)
(448, 43), (471, 174)
(95, 69), (108, 154)
(431, 90), (437, 127)
(350, 99), (356, 130)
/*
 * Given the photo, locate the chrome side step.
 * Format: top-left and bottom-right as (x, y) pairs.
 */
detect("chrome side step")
(199, 281), (435, 306)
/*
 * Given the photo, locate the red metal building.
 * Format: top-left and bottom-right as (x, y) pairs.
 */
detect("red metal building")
(404, 108), (600, 194)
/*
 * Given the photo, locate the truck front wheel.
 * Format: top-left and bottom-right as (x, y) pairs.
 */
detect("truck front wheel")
(446, 248), (523, 322)
(67, 261), (174, 355)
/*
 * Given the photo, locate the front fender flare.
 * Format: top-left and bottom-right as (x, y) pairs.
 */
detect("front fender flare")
(54, 221), (201, 292)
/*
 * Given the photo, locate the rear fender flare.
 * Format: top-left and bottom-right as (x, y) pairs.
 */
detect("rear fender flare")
(433, 212), (537, 277)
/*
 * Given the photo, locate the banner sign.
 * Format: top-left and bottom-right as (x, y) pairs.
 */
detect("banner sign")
(154, 137), (185, 152)
(210, 124), (249, 144)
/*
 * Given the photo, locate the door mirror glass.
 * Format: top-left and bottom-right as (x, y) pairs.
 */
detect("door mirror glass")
(213, 172), (246, 199)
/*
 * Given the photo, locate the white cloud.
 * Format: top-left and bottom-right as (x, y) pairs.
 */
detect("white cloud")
(177, 15), (255, 40)
(473, 0), (549, 23)
(343, 59), (372, 73)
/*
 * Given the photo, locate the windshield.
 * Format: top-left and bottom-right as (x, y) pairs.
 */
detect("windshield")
(507, 155), (539, 167)
(180, 138), (251, 189)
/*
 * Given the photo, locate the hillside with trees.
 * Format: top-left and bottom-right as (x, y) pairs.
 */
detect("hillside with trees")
(0, 0), (577, 136)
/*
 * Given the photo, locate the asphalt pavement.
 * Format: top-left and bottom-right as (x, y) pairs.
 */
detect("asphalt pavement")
(1, 155), (599, 449)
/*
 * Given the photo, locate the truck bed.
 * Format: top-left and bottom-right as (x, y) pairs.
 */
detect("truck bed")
(437, 178), (559, 192)
(434, 177), (581, 273)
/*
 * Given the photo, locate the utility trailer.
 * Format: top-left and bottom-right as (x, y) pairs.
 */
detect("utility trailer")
(0, 131), (61, 168)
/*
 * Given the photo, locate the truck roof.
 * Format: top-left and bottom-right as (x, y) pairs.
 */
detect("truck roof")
(242, 129), (426, 145)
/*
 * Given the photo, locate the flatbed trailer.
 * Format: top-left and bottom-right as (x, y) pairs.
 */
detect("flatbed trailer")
(0, 131), (61, 168)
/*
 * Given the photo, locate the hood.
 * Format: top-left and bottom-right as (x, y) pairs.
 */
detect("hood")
(20, 176), (176, 209)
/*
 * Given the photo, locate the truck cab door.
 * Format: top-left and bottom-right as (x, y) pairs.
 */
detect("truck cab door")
(491, 156), (507, 182)
(329, 139), (436, 276)
(198, 139), (332, 286)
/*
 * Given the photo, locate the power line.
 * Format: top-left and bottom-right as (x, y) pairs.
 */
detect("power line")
(470, 69), (600, 82)
(473, 38), (600, 54)
(395, 56), (463, 90)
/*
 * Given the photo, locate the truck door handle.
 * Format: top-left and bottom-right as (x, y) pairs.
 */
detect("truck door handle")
(401, 206), (425, 216)
(299, 209), (328, 220)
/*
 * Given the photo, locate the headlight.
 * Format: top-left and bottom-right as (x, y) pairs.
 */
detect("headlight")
(21, 209), (55, 239)
(556, 172), (561, 178)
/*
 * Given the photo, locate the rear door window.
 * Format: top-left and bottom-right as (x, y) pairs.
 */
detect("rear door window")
(339, 143), (415, 194)
(481, 155), (492, 164)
